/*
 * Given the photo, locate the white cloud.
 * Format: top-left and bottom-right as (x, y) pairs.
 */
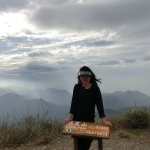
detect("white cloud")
(0, 13), (32, 36)
(0, 0), (30, 11)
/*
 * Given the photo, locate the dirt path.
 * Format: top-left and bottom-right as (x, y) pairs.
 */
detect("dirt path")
(1, 130), (150, 150)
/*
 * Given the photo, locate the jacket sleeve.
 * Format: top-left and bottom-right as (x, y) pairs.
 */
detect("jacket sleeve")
(95, 86), (105, 118)
(69, 84), (78, 114)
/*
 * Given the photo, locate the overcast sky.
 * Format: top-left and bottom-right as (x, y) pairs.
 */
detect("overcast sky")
(0, 0), (150, 96)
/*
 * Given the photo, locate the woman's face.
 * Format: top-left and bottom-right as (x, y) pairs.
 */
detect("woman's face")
(79, 75), (91, 84)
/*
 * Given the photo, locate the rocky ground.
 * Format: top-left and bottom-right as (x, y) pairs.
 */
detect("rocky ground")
(1, 129), (150, 150)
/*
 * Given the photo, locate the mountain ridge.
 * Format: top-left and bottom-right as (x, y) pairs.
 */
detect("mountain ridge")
(0, 86), (150, 120)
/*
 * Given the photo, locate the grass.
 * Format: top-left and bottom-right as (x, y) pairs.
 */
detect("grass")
(108, 107), (150, 146)
(0, 107), (150, 148)
(0, 112), (63, 148)
(118, 131), (130, 139)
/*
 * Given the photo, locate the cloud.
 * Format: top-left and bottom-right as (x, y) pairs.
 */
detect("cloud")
(6, 48), (31, 55)
(5, 36), (54, 46)
(24, 61), (57, 72)
(0, 35), (59, 56)
(3, 61), (58, 75)
(30, 0), (150, 31)
(0, 38), (13, 52)
(142, 54), (150, 61)
(122, 58), (136, 64)
(99, 60), (120, 66)
(0, 36), (29, 54)
(61, 39), (114, 48)
(28, 0), (150, 45)
(28, 52), (52, 57)
(22, 29), (34, 35)
(6, 36), (28, 44)
(0, 0), (30, 11)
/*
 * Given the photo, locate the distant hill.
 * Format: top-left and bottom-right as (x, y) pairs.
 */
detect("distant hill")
(31, 88), (72, 105)
(101, 90), (150, 110)
(0, 92), (26, 113)
(111, 90), (150, 107)
(0, 92), (70, 121)
(17, 98), (69, 120)
(4, 86), (72, 105)
(102, 95), (127, 109)
(0, 88), (13, 97)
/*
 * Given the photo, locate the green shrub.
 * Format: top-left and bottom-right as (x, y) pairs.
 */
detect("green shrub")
(121, 108), (150, 129)
(109, 108), (150, 130)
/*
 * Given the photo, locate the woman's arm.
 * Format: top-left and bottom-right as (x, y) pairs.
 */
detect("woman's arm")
(64, 84), (78, 124)
(64, 113), (73, 124)
(69, 84), (78, 114)
(95, 86), (112, 127)
(95, 86), (105, 118)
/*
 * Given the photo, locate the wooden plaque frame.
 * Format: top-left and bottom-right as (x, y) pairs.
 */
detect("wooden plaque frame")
(62, 121), (110, 139)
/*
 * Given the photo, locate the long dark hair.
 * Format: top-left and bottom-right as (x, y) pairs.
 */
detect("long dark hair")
(77, 66), (102, 85)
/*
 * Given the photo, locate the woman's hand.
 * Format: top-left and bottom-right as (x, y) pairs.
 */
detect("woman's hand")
(64, 118), (71, 125)
(64, 114), (73, 125)
(101, 117), (112, 128)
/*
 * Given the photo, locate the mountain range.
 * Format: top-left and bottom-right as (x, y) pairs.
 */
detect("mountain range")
(102, 90), (150, 109)
(0, 86), (150, 121)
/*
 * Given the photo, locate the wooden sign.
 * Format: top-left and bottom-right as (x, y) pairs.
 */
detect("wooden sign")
(62, 121), (110, 139)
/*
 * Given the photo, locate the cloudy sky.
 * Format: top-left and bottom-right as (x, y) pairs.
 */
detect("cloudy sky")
(0, 0), (150, 96)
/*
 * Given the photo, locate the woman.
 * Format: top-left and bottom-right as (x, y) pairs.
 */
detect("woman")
(64, 66), (112, 150)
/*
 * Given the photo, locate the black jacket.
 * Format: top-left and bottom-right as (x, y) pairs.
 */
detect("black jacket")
(69, 84), (105, 122)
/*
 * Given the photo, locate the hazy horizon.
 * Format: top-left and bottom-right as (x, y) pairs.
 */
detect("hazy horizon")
(0, 83), (150, 98)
